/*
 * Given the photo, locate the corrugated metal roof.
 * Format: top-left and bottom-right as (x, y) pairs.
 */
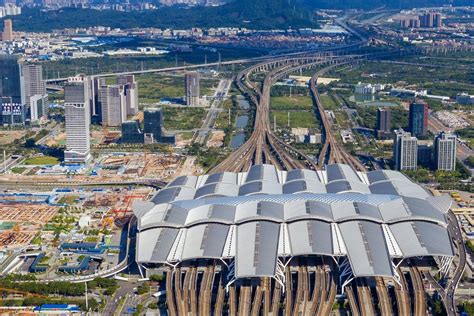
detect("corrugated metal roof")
(135, 164), (454, 280)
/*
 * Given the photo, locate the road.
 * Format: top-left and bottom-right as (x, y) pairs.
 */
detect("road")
(194, 79), (232, 144)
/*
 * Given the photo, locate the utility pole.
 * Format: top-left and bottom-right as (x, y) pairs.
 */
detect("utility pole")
(288, 112), (290, 127)
(228, 108), (231, 126)
(289, 86), (292, 97)
(85, 282), (89, 311)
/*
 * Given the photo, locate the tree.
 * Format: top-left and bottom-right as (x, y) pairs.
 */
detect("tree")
(24, 138), (36, 148)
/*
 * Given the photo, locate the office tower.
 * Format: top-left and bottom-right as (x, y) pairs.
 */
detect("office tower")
(143, 108), (163, 142)
(90, 77), (105, 122)
(64, 76), (91, 164)
(21, 63), (48, 121)
(2, 19), (12, 41)
(376, 107), (391, 138)
(121, 120), (144, 143)
(409, 100), (428, 137)
(434, 132), (456, 171)
(433, 13), (442, 27)
(420, 13), (434, 28)
(0, 54), (25, 125)
(0, 54), (23, 104)
(117, 75), (138, 116)
(393, 129), (418, 171)
(185, 71), (200, 106)
(99, 85), (126, 127)
(143, 108), (175, 144)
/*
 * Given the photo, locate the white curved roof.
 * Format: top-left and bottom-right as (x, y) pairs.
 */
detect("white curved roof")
(135, 164), (454, 280)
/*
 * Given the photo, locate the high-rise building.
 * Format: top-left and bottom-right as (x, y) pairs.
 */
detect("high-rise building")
(409, 100), (428, 137)
(376, 107), (391, 138)
(89, 76), (105, 122)
(121, 120), (144, 144)
(0, 54), (25, 125)
(434, 131), (456, 171)
(117, 75), (138, 116)
(21, 63), (48, 121)
(393, 129), (418, 171)
(433, 13), (442, 28)
(143, 108), (175, 144)
(0, 54), (23, 104)
(99, 84), (126, 127)
(64, 76), (91, 164)
(185, 71), (200, 106)
(2, 19), (12, 41)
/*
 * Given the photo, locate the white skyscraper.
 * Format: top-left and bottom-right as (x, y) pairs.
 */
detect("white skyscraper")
(99, 84), (126, 127)
(21, 63), (48, 121)
(64, 76), (91, 164)
(394, 129), (418, 171)
(117, 75), (138, 116)
(434, 131), (456, 171)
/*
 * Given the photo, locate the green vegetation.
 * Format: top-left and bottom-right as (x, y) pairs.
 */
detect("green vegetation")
(456, 127), (474, 140)
(10, 167), (26, 174)
(87, 278), (119, 296)
(466, 156), (474, 168)
(137, 73), (217, 104)
(0, 280), (85, 296)
(0, 298), (99, 311)
(270, 110), (316, 129)
(23, 155), (59, 165)
(149, 274), (165, 282)
(136, 283), (150, 295)
(334, 59), (474, 95)
(403, 162), (472, 192)
(162, 107), (206, 130)
(57, 195), (79, 205)
(148, 302), (158, 309)
(270, 96), (313, 110)
(460, 301), (474, 315)
(188, 144), (229, 172)
(319, 94), (339, 110)
(466, 240), (474, 253)
(6, 0), (315, 32)
(356, 106), (408, 130)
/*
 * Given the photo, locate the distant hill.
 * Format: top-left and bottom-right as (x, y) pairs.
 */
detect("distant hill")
(300, 0), (472, 9)
(4, 0), (317, 32)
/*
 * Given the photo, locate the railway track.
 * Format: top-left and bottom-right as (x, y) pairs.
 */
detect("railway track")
(375, 277), (393, 316)
(210, 56), (343, 174)
(309, 63), (367, 171)
(356, 279), (376, 316)
(410, 267), (427, 316)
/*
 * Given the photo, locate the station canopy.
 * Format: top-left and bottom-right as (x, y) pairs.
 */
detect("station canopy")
(134, 164), (454, 280)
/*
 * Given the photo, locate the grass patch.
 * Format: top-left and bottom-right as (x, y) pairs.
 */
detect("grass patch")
(319, 94), (339, 110)
(178, 132), (195, 140)
(10, 167), (26, 174)
(162, 107), (206, 130)
(137, 73), (218, 104)
(57, 195), (79, 205)
(270, 96), (313, 110)
(23, 156), (59, 165)
(270, 110), (316, 129)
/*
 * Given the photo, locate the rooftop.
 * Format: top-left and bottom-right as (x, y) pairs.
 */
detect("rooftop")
(134, 164), (454, 280)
